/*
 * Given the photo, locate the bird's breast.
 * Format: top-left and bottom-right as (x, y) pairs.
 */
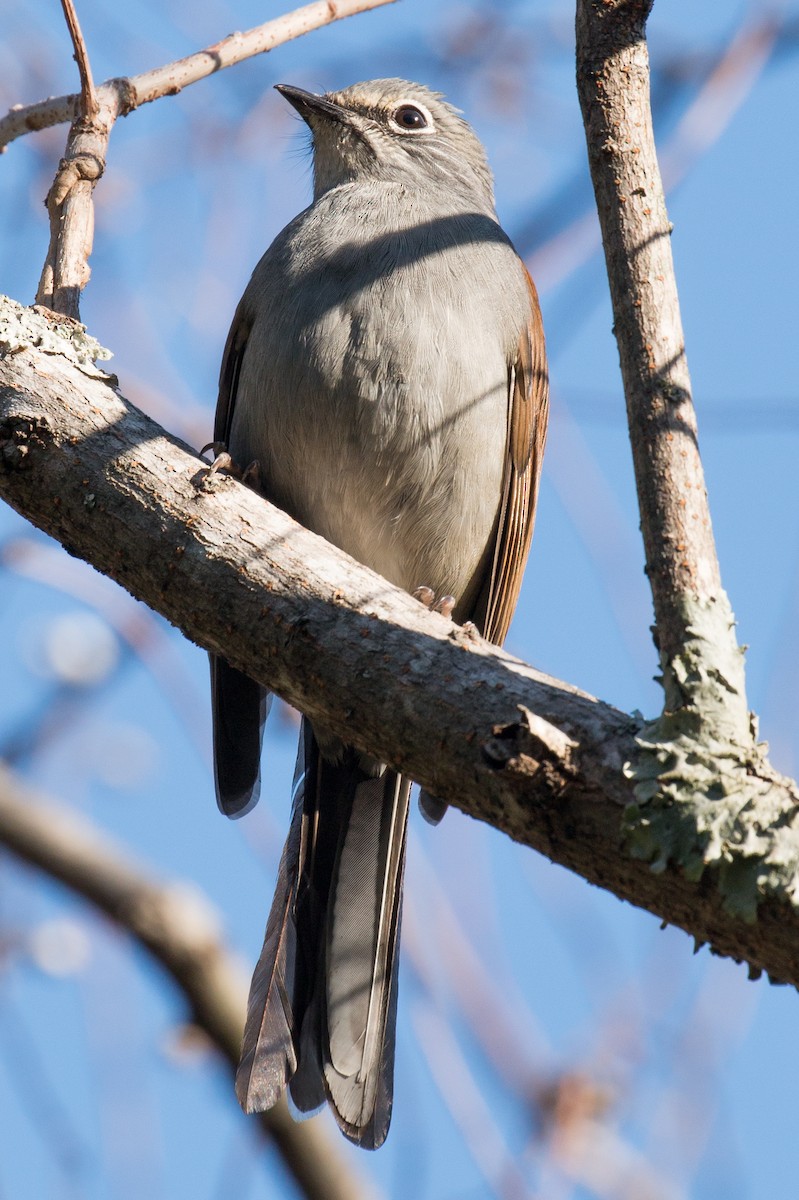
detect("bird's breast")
(229, 194), (528, 605)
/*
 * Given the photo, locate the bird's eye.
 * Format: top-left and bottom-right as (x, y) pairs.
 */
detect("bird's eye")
(392, 104), (430, 132)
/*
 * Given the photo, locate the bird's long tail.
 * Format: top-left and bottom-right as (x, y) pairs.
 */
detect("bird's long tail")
(235, 718), (410, 1149)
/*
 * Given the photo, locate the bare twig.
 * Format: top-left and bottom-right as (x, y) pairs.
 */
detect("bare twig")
(59, 0), (98, 121)
(0, 763), (381, 1200)
(35, 89), (116, 317)
(34, 0), (106, 315)
(0, 0), (397, 152)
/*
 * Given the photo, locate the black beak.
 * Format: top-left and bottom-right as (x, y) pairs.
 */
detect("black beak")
(275, 84), (348, 126)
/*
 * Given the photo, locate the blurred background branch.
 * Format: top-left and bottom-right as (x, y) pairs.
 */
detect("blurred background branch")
(0, 762), (381, 1200)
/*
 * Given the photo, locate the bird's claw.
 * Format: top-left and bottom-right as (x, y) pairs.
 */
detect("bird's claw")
(434, 594), (456, 619)
(200, 441), (260, 486)
(413, 587), (456, 620)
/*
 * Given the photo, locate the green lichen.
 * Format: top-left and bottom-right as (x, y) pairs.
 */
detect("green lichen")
(625, 590), (799, 923)
(0, 294), (112, 376)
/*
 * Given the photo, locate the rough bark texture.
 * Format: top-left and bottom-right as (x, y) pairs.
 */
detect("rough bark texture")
(570, 0), (799, 940)
(0, 764), (381, 1200)
(2, 300), (799, 990)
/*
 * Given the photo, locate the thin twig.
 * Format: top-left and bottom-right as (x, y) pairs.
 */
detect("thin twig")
(35, 90), (117, 317)
(59, 0), (98, 121)
(0, 764), (381, 1200)
(0, 0), (397, 152)
(37, 0), (102, 315)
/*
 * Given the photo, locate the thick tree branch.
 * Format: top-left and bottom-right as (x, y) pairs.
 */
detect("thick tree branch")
(0, 763), (381, 1200)
(2, 298), (799, 988)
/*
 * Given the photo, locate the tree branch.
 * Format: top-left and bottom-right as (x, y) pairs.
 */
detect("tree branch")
(0, 762), (381, 1200)
(2, 297), (799, 988)
(35, 90), (114, 317)
(570, 0), (799, 936)
(575, 0), (744, 720)
(28, 0), (395, 319)
(0, 0), (396, 152)
(59, 0), (98, 122)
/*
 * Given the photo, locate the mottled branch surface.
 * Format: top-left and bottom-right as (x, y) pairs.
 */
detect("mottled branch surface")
(36, 88), (117, 317)
(0, 763), (380, 1200)
(2, 301), (799, 989)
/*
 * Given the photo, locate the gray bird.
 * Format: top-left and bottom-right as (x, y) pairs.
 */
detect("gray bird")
(211, 78), (549, 1148)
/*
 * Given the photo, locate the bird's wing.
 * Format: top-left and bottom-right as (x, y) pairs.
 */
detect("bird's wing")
(211, 302), (270, 818)
(474, 264), (549, 647)
(215, 303), (253, 445)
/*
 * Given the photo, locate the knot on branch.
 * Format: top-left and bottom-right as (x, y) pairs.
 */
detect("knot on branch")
(49, 151), (105, 208)
(108, 76), (138, 118)
(654, 378), (691, 408)
(0, 413), (50, 473)
(482, 705), (578, 795)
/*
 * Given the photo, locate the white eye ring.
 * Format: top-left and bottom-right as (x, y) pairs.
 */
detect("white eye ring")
(388, 101), (435, 135)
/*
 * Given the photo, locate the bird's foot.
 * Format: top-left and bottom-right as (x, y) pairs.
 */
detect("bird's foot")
(413, 586), (456, 619)
(459, 620), (481, 643)
(199, 441), (260, 486)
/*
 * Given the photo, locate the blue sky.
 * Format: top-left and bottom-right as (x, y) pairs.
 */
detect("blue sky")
(1, 2), (798, 1198)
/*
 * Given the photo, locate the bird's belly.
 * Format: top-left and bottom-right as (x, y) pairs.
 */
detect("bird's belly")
(246, 380), (506, 607)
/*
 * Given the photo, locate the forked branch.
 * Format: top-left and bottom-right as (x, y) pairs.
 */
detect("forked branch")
(24, 0), (396, 317)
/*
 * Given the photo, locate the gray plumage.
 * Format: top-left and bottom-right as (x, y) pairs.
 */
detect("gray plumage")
(211, 78), (549, 1148)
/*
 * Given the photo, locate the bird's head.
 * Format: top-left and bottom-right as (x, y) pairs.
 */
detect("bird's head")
(276, 78), (495, 210)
